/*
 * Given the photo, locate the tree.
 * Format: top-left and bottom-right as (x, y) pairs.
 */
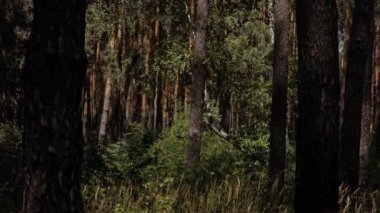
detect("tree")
(188, 0), (208, 167)
(357, 0), (375, 187)
(339, 0), (352, 137)
(22, 0), (87, 211)
(268, 0), (290, 189)
(340, 0), (375, 188)
(294, 0), (340, 211)
(99, 77), (112, 141)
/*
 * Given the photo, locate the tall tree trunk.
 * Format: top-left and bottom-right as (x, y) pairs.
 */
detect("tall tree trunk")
(185, 0), (196, 112)
(358, 1), (375, 188)
(99, 77), (112, 141)
(82, 69), (91, 144)
(339, 2), (353, 140)
(370, 14), (380, 188)
(216, 62), (231, 132)
(268, 0), (290, 190)
(141, 7), (160, 127)
(22, 0), (87, 211)
(173, 69), (180, 120)
(188, 0), (208, 167)
(358, 52), (374, 187)
(294, 0), (340, 211)
(287, 10), (297, 142)
(125, 79), (135, 129)
(153, 70), (160, 136)
(90, 40), (102, 131)
(340, 0), (374, 188)
(162, 71), (170, 129)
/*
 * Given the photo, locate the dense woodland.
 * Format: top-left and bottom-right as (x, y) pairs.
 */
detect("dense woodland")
(1, 0), (380, 212)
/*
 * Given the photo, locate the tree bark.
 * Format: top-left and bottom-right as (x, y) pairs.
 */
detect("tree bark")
(370, 14), (380, 188)
(99, 77), (112, 141)
(22, 0), (86, 212)
(357, 0), (375, 187)
(294, 0), (340, 211)
(188, 0), (208, 168)
(125, 79), (134, 129)
(141, 7), (160, 127)
(340, 0), (374, 188)
(185, 0), (196, 112)
(268, 0), (290, 190)
(339, 2), (352, 140)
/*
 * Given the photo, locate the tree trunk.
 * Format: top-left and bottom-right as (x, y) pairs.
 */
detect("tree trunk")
(339, 2), (352, 140)
(340, 0), (374, 188)
(162, 71), (170, 129)
(188, 0), (208, 168)
(294, 0), (340, 211)
(22, 0), (86, 211)
(358, 51), (374, 187)
(82, 69), (91, 144)
(141, 7), (160, 127)
(125, 79), (134, 129)
(99, 77), (112, 141)
(216, 63), (231, 132)
(287, 10), (297, 142)
(370, 14), (380, 188)
(185, 0), (196, 112)
(153, 70), (160, 136)
(268, 0), (290, 190)
(357, 0), (375, 188)
(173, 69), (180, 120)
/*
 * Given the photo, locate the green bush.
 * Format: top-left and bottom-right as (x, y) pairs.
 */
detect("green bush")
(82, 123), (154, 184)
(141, 113), (269, 186)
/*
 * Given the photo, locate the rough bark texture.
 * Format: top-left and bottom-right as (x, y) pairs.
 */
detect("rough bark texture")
(340, 0), (374, 188)
(22, 0), (87, 212)
(188, 0), (208, 167)
(268, 0), (290, 189)
(294, 0), (340, 211)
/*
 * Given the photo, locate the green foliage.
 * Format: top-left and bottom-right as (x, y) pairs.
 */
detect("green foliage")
(82, 123), (154, 184)
(140, 113), (269, 185)
(208, 8), (272, 137)
(153, 37), (191, 78)
(82, 113), (270, 188)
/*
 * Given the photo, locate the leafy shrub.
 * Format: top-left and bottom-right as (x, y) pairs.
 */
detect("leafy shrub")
(82, 123), (154, 184)
(141, 113), (269, 186)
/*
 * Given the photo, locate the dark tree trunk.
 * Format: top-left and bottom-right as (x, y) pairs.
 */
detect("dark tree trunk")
(22, 0), (87, 212)
(340, 0), (374, 188)
(358, 1), (375, 188)
(294, 0), (340, 212)
(369, 14), (380, 189)
(339, 2), (352, 141)
(268, 0), (290, 189)
(217, 67), (231, 132)
(188, 0), (208, 167)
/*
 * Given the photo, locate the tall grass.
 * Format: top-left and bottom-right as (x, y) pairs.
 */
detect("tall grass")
(82, 176), (292, 213)
(83, 178), (380, 213)
(339, 185), (380, 213)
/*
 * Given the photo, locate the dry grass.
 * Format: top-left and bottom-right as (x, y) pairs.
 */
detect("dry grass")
(83, 178), (380, 213)
(339, 185), (380, 213)
(82, 176), (292, 213)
